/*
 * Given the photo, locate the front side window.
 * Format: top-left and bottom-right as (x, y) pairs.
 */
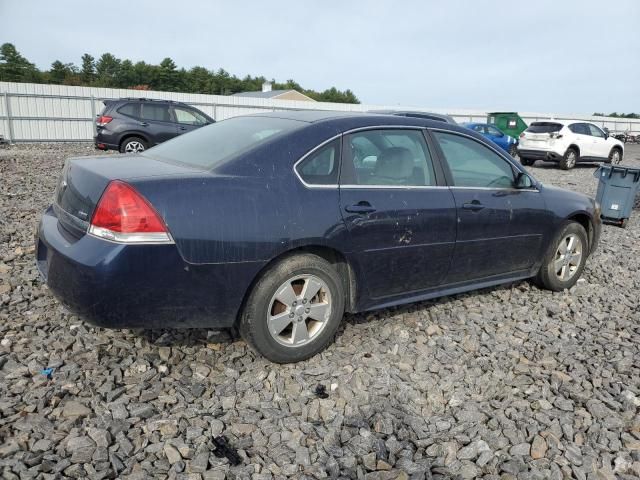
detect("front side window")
(569, 123), (589, 135)
(586, 124), (605, 138)
(141, 104), (171, 122)
(343, 129), (436, 186)
(433, 131), (515, 188)
(487, 126), (503, 137)
(173, 107), (208, 125)
(296, 140), (339, 185)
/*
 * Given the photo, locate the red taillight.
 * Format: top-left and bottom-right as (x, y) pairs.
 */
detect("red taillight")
(549, 132), (563, 139)
(89, 181), (172, 243)
(519, 133), (526, 138)
(96, 115), (113, 126)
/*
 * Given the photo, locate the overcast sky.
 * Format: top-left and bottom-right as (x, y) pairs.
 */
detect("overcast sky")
(1, 0), (638, 114)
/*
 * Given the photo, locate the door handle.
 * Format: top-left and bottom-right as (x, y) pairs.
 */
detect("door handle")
(139, 122), (149, 127)
(463, 201), (485, 211)
(345, 202), (376, 214)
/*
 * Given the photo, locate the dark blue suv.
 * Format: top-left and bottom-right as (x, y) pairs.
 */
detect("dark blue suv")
(94, 98), (214, 153)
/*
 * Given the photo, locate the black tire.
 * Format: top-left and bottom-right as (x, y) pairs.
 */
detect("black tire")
(509, 145), (518, 157)
(535, 221), (588, 291)
(239, 253), (345, 363)
(621, 218), (628, 229)
(120, 136), (148, 154)
(559, 148), (578, 170)
(608, 147), (622, 165)
(520, 157), (535, 166)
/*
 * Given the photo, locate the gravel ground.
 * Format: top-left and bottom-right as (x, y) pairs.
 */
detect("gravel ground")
(1, 142), (640, 480)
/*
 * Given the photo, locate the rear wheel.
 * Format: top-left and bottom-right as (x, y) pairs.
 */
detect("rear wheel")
(535, 221), (588, 291)
(559, 148), (578, 170)
(120, 137), (148, 154)
(520, 157), (535, 166)
(608, 148), (622, 164)
(239, 254), (345, 363)
(509, 145), (518, 157)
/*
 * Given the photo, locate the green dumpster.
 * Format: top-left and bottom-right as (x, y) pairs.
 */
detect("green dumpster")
(487, 112), (528, 138)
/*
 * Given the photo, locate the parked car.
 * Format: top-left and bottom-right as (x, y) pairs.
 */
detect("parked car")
(463, 122), (518, 156)
(94, 98), (214, 153)
(518, 121), (624, 169)
(37, 111), (601, 363)
(369, 109), (457, 124)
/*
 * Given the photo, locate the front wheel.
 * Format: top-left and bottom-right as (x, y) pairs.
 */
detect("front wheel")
(239, 254), (345, 363)
(535, 221), (588, 291)
(608, 148), (622, 164)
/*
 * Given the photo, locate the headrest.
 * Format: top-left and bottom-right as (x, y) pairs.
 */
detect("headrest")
(375, 147), (414, 179)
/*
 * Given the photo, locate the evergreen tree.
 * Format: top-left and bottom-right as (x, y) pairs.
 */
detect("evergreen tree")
(0, 43), (39, 82)
(80, 53), (95, 83)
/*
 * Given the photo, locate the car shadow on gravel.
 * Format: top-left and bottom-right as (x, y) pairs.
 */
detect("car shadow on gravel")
(529, 161), (601, 170)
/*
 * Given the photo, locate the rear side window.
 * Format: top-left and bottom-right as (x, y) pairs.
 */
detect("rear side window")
(141, 104), (171, 122)
(433, 131), (515, 188)
(143, 116), (304, 169)
(526, 122), (563, 133)
(296, 140), (339, 185)
(343, 129), (436, 186)
(117, 103), (140, 118)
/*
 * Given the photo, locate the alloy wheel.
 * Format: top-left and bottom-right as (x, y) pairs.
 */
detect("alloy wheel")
(267, 274), (332, 347)
(125, 141), (145, 153)
(612, 150), (621, 164)
(554, 234), (583, 281)
(566, 151), (576, 168)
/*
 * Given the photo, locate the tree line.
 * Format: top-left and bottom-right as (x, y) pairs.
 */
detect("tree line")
(0, 43), (360, 104)
(593, 112), (639, 119)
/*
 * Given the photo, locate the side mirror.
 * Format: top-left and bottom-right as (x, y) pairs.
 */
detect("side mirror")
(514, 171), (534, 189)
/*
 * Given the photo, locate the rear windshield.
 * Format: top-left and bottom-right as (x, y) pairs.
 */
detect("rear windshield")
(142, 116), (304, 169)
(526, 122), (563, 133)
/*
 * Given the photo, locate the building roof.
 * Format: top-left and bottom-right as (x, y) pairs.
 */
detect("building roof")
(231, 89), (293, 99)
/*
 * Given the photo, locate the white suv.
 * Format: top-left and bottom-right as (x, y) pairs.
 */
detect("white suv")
(518, 121), (624, 170)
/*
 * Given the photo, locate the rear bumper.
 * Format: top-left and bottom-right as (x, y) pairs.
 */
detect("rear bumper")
(517, 148), (563, 161)
(36, 206), (265, 329)
(94, 131), (119, 151)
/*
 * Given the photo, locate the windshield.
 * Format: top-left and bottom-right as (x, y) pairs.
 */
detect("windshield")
(526, 122), (563, 133)
(142, 116), (305, 168)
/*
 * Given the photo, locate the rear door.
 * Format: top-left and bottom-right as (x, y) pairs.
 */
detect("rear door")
(339, 128), (457, 300)
(171, 106), (210, 136)
(568, 123), (593, 156)
(431, 130), (550, 283)
(140, 103), (178, 145)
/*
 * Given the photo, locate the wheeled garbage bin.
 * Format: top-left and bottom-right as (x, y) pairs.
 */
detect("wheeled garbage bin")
(594, 164), (640, 228)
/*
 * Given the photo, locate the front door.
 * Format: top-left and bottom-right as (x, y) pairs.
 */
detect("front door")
(140, 103), (178, 145)
(586, 123), (610, 158)
(431, 130), (550, 283)
(339, 128), (457, 299)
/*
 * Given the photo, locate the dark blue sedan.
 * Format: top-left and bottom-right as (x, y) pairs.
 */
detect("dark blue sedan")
(463, 122), (519, 157)
(36, 111), (601, 362)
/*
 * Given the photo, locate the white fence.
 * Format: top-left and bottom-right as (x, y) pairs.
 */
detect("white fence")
(1, 81), (639, 142)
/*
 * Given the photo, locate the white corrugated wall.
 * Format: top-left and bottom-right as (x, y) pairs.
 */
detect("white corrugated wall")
(1, 81), (639, 142)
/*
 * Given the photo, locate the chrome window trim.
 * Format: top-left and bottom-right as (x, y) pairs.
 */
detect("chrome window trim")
(429, 127), (540, 189)
(293, 125), (429, 190)
(340, 185), (448, 190)
(450, 186), (540, 192)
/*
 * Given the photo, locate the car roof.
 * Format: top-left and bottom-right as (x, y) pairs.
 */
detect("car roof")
(248, 110), (466, 131)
